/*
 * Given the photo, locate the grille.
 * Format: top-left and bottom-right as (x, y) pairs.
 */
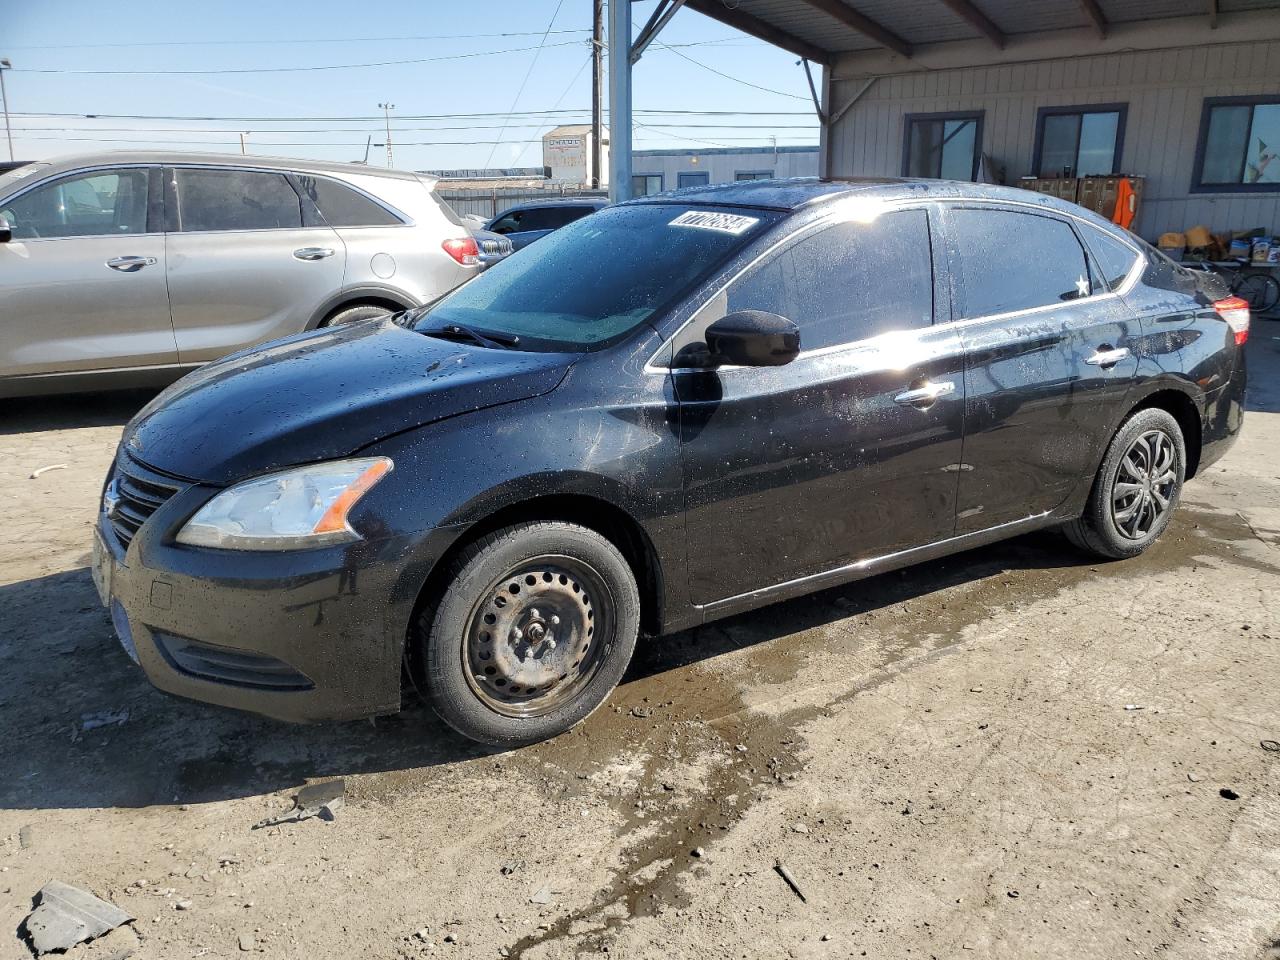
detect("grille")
(108, 455), (183, 549)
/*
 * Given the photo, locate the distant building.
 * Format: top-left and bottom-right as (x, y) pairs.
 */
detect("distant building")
(541, 125), (610, 188)
(629, 145), (819, 196)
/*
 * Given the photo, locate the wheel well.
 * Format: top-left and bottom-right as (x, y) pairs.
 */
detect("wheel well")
(1131, 389), (1203, 479)
(403, 495), (663, 684)
(320, 297), (405, 326)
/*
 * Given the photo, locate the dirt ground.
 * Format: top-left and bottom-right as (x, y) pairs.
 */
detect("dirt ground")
(2, 323), (1279, 960)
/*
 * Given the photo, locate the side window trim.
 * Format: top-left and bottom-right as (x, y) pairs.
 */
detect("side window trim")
(650, 202), (939, 372)
(0, 165), (159, 240)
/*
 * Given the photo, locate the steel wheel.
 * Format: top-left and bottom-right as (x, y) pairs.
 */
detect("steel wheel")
(1111, 429), (1177, 540)
(461, 554), (614, 718)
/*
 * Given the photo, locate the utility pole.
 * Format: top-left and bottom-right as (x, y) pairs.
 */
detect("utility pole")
(590, 0), (603, 190)
(239, 132), (249, 155)
(379, 102), (395, 168)
(0, 59), (13, 163)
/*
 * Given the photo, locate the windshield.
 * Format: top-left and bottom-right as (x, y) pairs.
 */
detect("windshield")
(411, 202), (782, 351)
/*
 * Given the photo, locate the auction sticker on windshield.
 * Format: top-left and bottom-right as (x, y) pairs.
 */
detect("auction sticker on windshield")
(669, 210), (760, 235)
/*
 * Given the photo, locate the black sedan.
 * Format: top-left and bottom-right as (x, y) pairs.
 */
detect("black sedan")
(95, 178), (1248, 746)
(485, 197), (607, 250)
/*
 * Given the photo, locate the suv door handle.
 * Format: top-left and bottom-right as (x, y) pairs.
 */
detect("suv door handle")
(105, 256), (157, 272)
(894, 380), (956, 409)
(1085, 345), (1131, 368)
(293, 247), (335, 261)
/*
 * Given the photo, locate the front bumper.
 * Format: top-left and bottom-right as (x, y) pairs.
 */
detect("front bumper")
(95, 464), (464, 723)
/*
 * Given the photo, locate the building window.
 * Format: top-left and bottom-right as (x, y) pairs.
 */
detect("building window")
(1192, 96), (1280, 192)
(1033, 104), (1126, 178)
(631, 174), (663, 197)
(903, 112), (983, 181)
(677, 171), (710, 189)
(735, 171), (773, 181)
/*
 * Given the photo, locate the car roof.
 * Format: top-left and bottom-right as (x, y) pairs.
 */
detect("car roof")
(10, 151), (427, 183)
(498, 197), (608, 212)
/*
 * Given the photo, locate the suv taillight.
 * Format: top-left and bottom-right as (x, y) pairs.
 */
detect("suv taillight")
(1213, 296), (1250, 345)
(441, 237), (479, 266)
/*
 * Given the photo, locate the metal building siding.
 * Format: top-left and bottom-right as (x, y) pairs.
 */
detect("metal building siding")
(827, 39), (1280, 237)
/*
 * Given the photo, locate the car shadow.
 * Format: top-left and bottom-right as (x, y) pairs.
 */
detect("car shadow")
(0, 529), (1086, 811)
(1245, 318), (1280, 413)
(0, 389), (157, 436)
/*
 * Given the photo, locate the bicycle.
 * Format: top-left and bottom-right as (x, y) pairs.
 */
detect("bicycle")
(1192, 258), (1280, 313)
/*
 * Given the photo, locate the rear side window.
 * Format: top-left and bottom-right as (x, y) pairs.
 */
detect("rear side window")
(294, 175), (402, 227)
(175, 169), (302, 232)
(1080, 223), (1139, 291)
(949, 208), (1091, 318)
(673, 209), (934, 360)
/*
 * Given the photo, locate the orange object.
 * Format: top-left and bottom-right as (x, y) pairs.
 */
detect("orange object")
(1112, 177), (1137, 229)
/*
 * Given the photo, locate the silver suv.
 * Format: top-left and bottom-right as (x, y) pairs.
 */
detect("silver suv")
(0, 152), (482, 397)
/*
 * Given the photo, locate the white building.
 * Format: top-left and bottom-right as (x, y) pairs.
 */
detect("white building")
(629, 145), (819, 196)
(541, 125), (610, 188)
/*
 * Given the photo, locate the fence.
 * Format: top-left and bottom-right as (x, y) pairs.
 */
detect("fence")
(437, 187), (608, 221)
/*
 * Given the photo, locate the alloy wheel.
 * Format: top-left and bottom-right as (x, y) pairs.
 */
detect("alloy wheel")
(1110, 429), (1177, 540)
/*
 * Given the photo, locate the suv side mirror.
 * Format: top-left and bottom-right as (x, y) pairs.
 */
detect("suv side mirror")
(705, 310), (800, 367)
(0, 217), (10, 244)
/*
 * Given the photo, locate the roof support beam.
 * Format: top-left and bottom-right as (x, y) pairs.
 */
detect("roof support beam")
(796, 0), (913, 58)
(935, 0), (1006, 48)
(684, 0), (832, 65)
(1208, 0), (1219, 28)
(1079, 0), (1107, 38)
(632, 0), (688, 65)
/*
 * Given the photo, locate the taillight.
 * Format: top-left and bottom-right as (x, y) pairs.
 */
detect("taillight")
(1213, 296), (1250, 345)
(441, 237), (479, 266)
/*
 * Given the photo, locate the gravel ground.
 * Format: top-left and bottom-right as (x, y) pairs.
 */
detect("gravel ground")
(1, 322), (1278, 960)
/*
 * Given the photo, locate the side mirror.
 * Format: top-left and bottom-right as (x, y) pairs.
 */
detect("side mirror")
(705, 310), (800, 367)
(0, 217), (10, 244)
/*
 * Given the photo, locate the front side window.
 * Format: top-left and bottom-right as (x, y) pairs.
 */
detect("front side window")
(904, 113), (982, 180)
(1080, 223), (1140, 292)
(949, 208), (1092, 319)
(671, 208), (935, 362)
(413, 203), (782, 351)
(1194, 97), (1280, 190)
(294, 175), (402, 227)
(174, 169), (302, 232)
(678, 172), (710, 189)
(1035, 105), (1125, 177)
(0, 169), (149, 240)
(632, 174), (663, 197)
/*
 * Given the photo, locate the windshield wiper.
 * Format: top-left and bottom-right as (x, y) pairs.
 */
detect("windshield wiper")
(422, 323), (520, 350)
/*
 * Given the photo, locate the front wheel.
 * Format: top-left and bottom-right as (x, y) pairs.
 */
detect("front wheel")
(1063, 407), (1186, 560)
(419, 521), (640, 746)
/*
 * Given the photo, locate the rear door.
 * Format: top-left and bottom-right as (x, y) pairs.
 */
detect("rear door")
(0, 166), (176, 377)
(163, 166), (346, 364)
(940, 203), (1141, 533)
(670, 205), (966, 605)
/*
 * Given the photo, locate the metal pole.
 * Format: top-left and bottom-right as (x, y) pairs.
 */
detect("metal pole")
(607, 0), (631, 203)
(0, 60), (13, 163)
(590, 0), (603, 191)
(379, 102), (395, 168)
(239, 132), (248, 155)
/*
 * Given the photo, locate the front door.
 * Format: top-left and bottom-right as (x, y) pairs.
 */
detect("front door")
(939, 203), (1141, 532)
(668, 206), (966, 606)
(163, 166), (346, 364)
(0, 167), (176, 377)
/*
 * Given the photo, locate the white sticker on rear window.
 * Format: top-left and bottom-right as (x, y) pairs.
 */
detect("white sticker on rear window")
(669, 210), (760, 235)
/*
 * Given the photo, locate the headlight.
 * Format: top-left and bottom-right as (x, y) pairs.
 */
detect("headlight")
(176, 457), (393, 551)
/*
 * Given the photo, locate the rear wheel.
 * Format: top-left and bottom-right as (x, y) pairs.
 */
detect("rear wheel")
(1063, 408), (1186, 560)
(419, 521), (640, 746)
(320, 303), (395, 327)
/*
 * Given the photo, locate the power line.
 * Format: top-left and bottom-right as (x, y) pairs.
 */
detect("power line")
(11, 133), (818, 146)
(653, 41), (810, 101)
(483, 0), (568, 169)
(12, 109), (814, 122)
(4, 30), (593, 51)
(10, 121), (818, 134)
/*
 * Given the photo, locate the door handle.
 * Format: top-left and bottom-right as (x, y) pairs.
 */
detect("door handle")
(894, 380), (956, 409)
(1085, 346), (1131, 368)
(293, 247), (335, 261)
(105, 256), (157, 272)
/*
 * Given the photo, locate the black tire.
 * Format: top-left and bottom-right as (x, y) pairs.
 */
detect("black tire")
(1063, 407), (1186, 560)
(419, 521), (640, 747)
(320, 303), (394, 327)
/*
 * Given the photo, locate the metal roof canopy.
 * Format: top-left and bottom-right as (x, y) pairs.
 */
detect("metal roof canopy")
(607, 0), (1280, 201)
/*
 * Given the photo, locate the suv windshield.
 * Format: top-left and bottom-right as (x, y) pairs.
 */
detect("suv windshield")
(411, 203), (782, 351)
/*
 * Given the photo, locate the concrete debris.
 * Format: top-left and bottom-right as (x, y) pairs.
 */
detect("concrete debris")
(1260, 740), (1280, 752)
(175, 899), (193, 911)
(29, 464), (68, 479)
(21, 880), (134, 956)
(238, 933), (255, 951)
(1187, 773), (1202, 782)
(529, 884), (555, 905)
(252, 779), (345, 829)
(81, 710), (129, 731)
(774, 860), (807, 903)
(791, 822), (809, 834)
(19, 825), (34, 849)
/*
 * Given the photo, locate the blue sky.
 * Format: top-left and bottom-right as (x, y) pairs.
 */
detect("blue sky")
(4, 0), (819, 170)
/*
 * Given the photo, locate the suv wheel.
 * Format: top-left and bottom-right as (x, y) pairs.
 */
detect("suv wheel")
(419, 522), (640, 746)
(321, 303), (394, 327)
(1064, 408), (1186, 560)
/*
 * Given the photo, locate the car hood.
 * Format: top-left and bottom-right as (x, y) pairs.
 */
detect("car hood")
(122, 319), (574, 484)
